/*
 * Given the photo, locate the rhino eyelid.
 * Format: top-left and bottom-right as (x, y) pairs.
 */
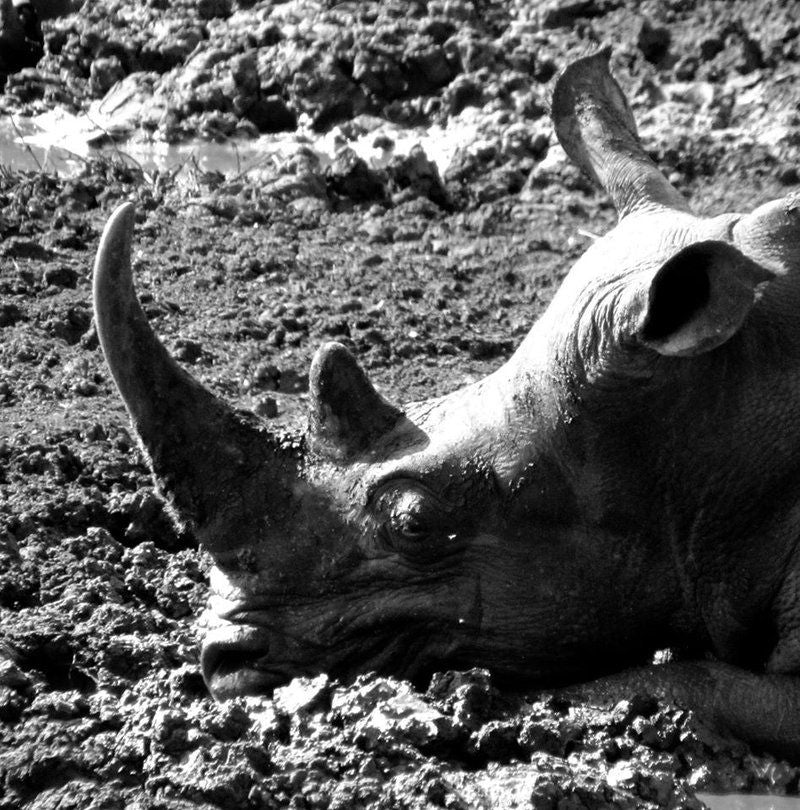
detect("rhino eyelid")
(365, 476), (443, 510)
(364, 476), (418, 508)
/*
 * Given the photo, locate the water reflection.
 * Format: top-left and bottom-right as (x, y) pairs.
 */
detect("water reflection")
(699, 793), (800, 810)
(0, 113), (302, 177)
(0, 102), (483, 181)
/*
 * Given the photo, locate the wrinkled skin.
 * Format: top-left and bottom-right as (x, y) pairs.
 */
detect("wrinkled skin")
(94, 50), (800, 761)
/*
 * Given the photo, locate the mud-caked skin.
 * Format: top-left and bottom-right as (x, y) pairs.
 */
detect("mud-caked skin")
(93, 49), (800, 761)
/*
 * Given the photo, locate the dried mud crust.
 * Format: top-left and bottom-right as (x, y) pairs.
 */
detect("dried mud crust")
(2, 0), (800, 808)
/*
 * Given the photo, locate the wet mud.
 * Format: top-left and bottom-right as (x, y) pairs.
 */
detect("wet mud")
(2, 1), (800, 808)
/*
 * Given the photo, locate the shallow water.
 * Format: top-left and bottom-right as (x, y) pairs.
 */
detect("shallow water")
(0, 113), (298, 176)
(699, 795), (800, 810)
(0, 101), (485, 180)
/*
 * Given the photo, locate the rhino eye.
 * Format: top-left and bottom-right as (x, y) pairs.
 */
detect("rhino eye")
(389, 490), (433, 539)
(374, 484), (446, 553)
(390, 508), (429, 542)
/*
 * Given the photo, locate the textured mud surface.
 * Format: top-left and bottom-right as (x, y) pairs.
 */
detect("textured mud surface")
(2, 1), (800, 808)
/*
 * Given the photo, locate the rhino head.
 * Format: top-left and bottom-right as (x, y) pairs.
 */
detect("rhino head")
(94, 50), (800, 705)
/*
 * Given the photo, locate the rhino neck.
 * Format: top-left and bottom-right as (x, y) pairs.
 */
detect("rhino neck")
(580, 341), (800, 664)
(503, 300), (800, 666)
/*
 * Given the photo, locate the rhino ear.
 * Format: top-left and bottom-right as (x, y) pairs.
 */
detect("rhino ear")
(552, 47), (691, 218)
(308, 342), (403, 460)
(630, 241), (775, 356)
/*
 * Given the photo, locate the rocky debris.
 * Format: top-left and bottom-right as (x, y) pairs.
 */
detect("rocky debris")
(326, 147), (388, 204)
(275, 674), (331, 716)
(41, 265), (79, 288)
(0, 303), (24, 327)
(3, 644), (791, 809)
(388, 144), (451, 209)
(638, 18), (672, 65)
(172, 337), (206, 364)
(245, 94), (297, 133)
(253, 394), (279, 417)
(89, 54), (126, 96)
(0, 238), (56, 261)
(0, 0), (793, 223)
(539, 0), (609, 30)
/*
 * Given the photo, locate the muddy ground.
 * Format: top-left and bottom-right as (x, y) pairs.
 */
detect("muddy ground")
(2, 0), (800, 807)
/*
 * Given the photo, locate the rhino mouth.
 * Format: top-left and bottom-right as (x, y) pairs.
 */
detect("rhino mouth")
(201, 626), (300, 698)
(202, 617), (455, 698)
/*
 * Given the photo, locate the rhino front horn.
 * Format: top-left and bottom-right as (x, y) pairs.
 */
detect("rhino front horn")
(308, 342), (403, 460)
(93, 202), (301, 552)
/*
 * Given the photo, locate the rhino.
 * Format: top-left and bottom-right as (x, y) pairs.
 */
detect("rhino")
(93, 49), (800, 761)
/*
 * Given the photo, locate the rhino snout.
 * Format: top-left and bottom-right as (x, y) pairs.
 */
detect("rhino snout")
(201, 625), (284, 699)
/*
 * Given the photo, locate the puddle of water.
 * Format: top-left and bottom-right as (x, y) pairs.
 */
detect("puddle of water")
(0, 115), (240, 176)
(0, 111), (319, 178)
(698, 793), (800, 810)
(0, 85), (487, 182)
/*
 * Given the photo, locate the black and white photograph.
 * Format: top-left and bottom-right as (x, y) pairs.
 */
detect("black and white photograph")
(2, 1), (800, 807)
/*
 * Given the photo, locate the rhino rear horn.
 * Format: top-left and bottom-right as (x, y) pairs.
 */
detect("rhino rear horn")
(308, 342), (403, 460)
(93, 203), (301, 553)
(552, 48), (691, 218)
(628, 241), (775, 357)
